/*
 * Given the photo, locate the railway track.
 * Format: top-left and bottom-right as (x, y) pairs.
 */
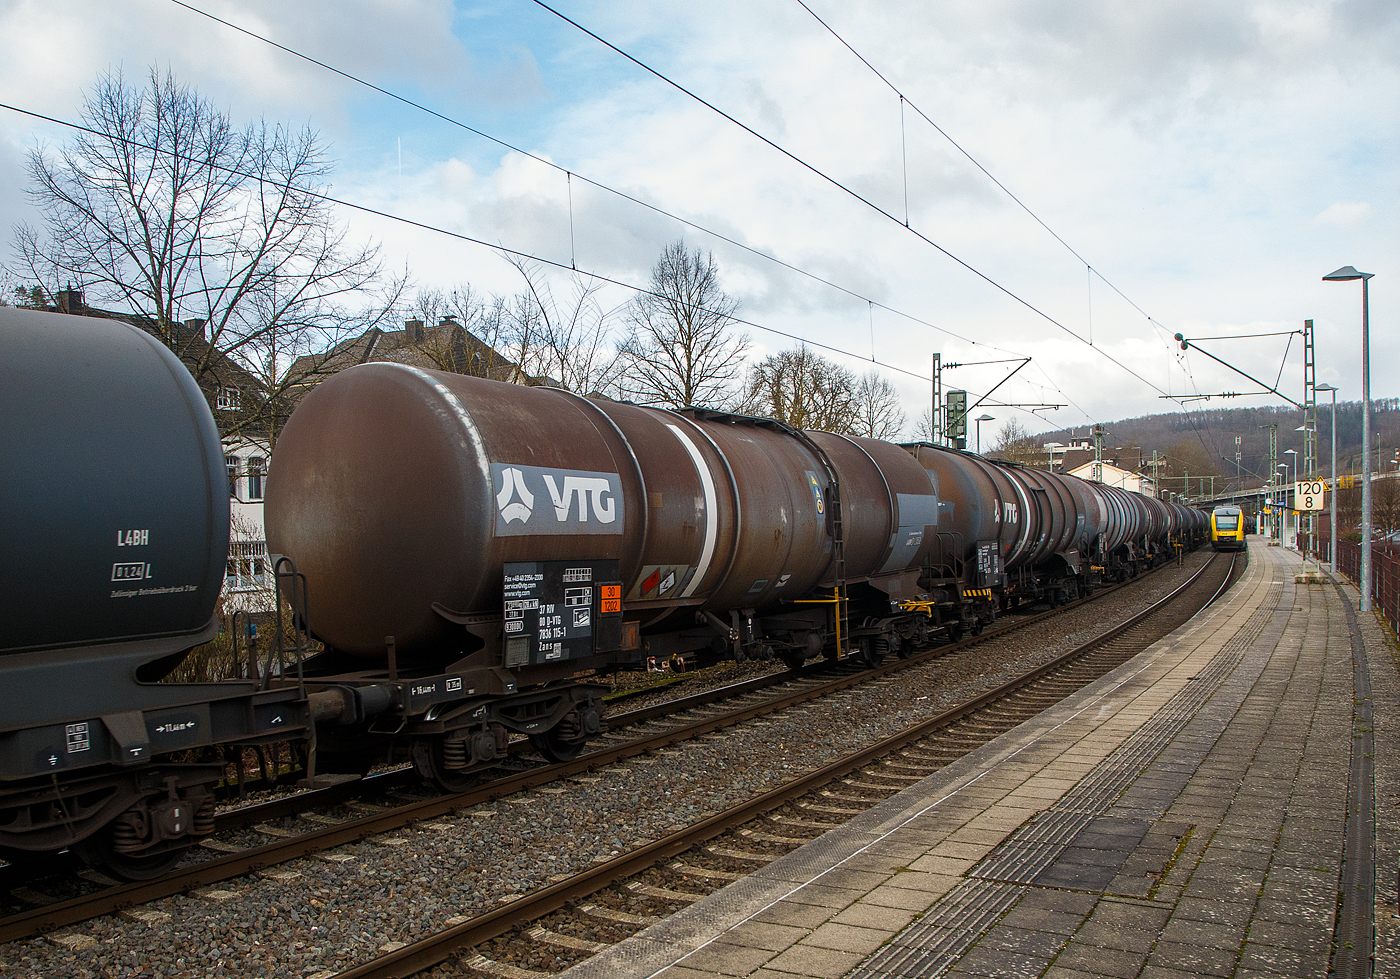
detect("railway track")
(424, 548), (1240, 979)
(294, 552), (1236, 978)
(0, 550), (1220, 954)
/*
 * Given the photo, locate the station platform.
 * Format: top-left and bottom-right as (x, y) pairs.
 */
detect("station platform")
(559, 540), (1400, 979)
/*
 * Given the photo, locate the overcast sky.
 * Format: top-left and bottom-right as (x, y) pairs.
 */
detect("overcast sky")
(1, 0), (1394, 443)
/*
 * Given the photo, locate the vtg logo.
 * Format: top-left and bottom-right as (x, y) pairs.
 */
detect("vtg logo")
(491, 463), (625, 537)
(496, 467), (535, 524)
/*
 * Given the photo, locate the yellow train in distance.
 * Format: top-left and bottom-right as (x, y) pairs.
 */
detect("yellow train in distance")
(1211, 505), (1246, 551)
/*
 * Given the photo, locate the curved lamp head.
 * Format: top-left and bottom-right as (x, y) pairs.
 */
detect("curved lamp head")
(1323, 265), (1373, 281)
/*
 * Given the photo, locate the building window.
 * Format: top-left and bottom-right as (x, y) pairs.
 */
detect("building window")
(247, 457), (265, 501)
(226, 455), (240, 498)
(217, 386), (241, 410)
(225, 540), (270, 592)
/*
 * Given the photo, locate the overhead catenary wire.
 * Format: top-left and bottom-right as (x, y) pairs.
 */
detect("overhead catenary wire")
(523, 0), (1185, 408)
(160, 0), (1122, 437)
(791, 0), (1187, 351)
(789, 0), (1286, 465)
(153, 1), (1138, 443)
(155, 0), (1120, 440)
(0, 100), (937, 390)
(796, 0), (1330, 484)
(164, 0), (1007, 358)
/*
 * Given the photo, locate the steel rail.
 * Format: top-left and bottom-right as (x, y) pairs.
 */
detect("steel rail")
(331, 553), (1230, 979)
(191, 558), (1179, 831)
(0, 554), (1194, 943)
(133, 559), (1167, 836)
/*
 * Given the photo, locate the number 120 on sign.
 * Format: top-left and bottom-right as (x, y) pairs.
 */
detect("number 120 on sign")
(1296, 481), (1325, 511)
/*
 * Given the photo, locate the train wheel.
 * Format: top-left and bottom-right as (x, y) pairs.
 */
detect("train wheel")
(412, 739), (481, 793)
(529, 728), (588, 763)
(947, 623), (964, 642)
(859, 638), (883, 669)
(95, 839), (189, 881)
(530, 704), (598, 763)
(782, 651), (807, 670)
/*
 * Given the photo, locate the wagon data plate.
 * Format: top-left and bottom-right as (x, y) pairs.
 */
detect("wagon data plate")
(503, 559), (622, 667)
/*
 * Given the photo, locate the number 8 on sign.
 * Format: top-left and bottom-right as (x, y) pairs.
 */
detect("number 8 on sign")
(1295, 481), (1325, 511)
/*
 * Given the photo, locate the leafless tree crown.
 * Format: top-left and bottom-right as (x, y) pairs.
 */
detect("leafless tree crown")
(617, 241), (748, 410)
(505, 255), (623, 396)
(851, 370), (906, 440)
(741, 345), (859, 432)
(407, 284), (520, 380)
(988, 418), (1046, 465)
(9, 67), (398, 442)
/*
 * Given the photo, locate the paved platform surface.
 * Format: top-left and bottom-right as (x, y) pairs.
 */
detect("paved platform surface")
(558, 540), (1400, 979)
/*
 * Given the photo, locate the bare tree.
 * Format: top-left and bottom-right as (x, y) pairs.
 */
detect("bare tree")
(1373, 477), (1400, 537)
(909, 407), (935, 442)
(988, 418), (1046, 466)
(9, 66), (391, 442)
(506, 256), (622, 395)
(616, 241), (748, 409)
(407, 283), (519, 379)
(850, 370), (906, 440)
(741, 345), (858, 433)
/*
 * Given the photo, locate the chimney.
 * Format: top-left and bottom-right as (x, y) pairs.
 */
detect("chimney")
(405, 318), (425, 343)
(184, 318), (207, 342)
(56, 288), (84, 314)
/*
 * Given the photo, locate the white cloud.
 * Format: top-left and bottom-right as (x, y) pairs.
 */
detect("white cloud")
(2, 0), (1396, 432)
(1313, 202), (1371, 226)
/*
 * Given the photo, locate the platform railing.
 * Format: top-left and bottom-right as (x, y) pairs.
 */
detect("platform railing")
(1335, 539), (1400, 638)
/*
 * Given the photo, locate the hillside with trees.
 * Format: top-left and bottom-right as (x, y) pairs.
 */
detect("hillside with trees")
(1027, 400), (1400, 495)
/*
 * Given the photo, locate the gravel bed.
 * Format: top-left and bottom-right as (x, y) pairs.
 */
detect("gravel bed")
(603, 659), (791, 714)
(0, 552), (1214, 978)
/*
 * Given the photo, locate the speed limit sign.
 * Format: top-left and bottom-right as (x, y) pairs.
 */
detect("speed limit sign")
(1296, 480), (1325, 511)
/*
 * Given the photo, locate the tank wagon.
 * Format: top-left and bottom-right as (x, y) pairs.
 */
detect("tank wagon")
(266, 365), (1205, 790)
(905, 445), (1207, 615)
(264, 364), (948, 788)
(0, 309), (317, 878)
(2, 331), (1204, 875)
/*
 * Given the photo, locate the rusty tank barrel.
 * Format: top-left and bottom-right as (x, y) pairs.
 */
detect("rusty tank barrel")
(904, 444), (1027, 572)
(266, 366), (940, 659)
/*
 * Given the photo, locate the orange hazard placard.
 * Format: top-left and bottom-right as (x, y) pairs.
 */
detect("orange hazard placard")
(601, 583), (621, 613)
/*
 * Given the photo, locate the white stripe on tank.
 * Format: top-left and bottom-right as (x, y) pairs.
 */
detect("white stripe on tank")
(666, 423), (719, 599)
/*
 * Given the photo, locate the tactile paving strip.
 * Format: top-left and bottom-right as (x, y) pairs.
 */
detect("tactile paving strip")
(848, 583), (1283, 978)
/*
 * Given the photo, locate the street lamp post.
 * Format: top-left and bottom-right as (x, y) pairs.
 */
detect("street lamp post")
(1316, 383), (1339, 571)
(974, 414), (994, 455)
(1324, 265), (1374, 612)
(1283, 449), (1297, 548)
(1295, 425), (1315, 560)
